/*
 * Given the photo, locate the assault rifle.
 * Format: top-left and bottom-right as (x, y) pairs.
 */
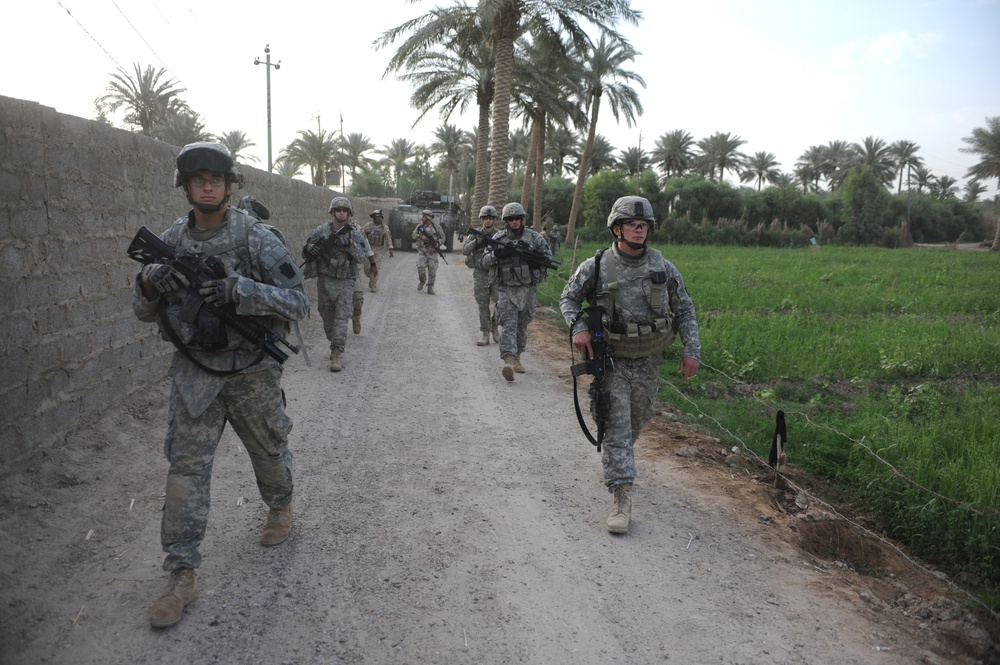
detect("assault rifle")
(127, 226), (299, 365)
(465, 227), (559, 271)
(302, 222), (353, 262)
(416, 225), (448, 264)
(569, 248), (612, 451)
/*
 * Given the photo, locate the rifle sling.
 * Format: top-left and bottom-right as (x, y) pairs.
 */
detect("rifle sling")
(570, 247), (608, 452)
(157, 305), (265, 377)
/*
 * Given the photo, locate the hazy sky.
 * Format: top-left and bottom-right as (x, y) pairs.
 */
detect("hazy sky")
(6, 0), (999, 195)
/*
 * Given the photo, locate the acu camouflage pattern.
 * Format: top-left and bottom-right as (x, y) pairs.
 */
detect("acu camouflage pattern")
(559, 243), (701, 490)
(482, 227), (553, 357)
(131, 207), (307, 572)
(301, 221), (370, 351)
(413, 219), (446, 286)
(462, 226), (500, 333)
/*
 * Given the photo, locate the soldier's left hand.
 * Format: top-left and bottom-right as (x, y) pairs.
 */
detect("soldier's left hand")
(200, 262), (240, 306)
(369, 261), (379, 278)
(678, 357), (700, 383)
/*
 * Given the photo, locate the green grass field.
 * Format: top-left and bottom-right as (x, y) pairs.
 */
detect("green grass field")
(538, 242), (1000, 608)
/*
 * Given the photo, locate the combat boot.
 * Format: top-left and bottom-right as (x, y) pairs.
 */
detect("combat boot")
(418, 278), (425, 291)
(352, 314), (362, 334)
(149, 567), (197, 628)
(491, 322), (500, 342)
(502, 355), (515, 382)
(476, 332), (490, 346)
(607, 484), (632, 534)
(261, 502), (293, 546)
(329, 350), (343, 372)
(427, 285), (435, 295)
(512, 353), (525, 373)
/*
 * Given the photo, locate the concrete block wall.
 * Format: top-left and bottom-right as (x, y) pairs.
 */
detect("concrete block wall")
(0, 95), (399, 468)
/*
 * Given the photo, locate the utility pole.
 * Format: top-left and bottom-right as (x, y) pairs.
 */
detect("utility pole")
(254, 45), (280, 172)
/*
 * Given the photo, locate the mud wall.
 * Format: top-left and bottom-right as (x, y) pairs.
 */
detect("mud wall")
(0, 96), (397, 467)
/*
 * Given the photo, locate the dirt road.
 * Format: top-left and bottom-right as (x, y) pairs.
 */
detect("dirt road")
(1, 249), (995, 664)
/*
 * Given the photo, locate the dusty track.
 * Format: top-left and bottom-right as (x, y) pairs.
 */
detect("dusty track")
(1, 250), (996, 664)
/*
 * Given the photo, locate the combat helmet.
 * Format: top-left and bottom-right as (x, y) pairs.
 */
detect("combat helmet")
(420, 209), (435, 219)
(501, 202), (527, 221)
(174, 142), (243, 188)
(369, 209), (384, 219)
(479, 205), (498, 218)
(329, 196), (353, 215)
(607, 195), (655, 229)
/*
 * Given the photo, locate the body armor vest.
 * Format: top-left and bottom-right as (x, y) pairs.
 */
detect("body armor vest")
(597, 249), (676, 359)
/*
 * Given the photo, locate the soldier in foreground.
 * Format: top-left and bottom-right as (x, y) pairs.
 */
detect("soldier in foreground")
(361, 208), (393, 292)
(132, 142), (308, 627)
(412, 209), (446, 295)
(481, 202), (554, 381)
(462, 205), (502, 345)
(560, 196), (700, 534)
(302, 196), (377, 371)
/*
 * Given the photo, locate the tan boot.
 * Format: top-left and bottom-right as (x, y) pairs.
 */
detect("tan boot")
(329, 350), (343, 372)
(149, 568), (197, 628)
(427, 285), (435, 295)
(261, 502), (293, 546)
(607, 484), (632, 534)
(491, 323), (500, 343)
(352, 294), (363, 334)
(512, 353), (525, 373)
(417, 278), (425, 291)
(502, 355), (515, 382)
(352, 314), (362, 334)
(476, 333), (490, 346)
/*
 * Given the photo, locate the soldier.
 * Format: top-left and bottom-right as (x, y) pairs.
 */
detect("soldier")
(559, 196), (700, 534)
(482, 202), (554, 380)
(361, 208), (393, 292)
(302, 196), (377, 371)
(412, 209), (446, 295)
(132, 142), (308, 628)
(462, 205), (501, 346)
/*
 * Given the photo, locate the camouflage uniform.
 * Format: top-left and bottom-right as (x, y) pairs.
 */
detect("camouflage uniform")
(462, 229), (500, 337)
(560, 243), (700, 489)
(413, 218), (446, 289)
(302, 221), (369, 352)
(361, 218), (392, 291)
(132, 207), (308, 571)
(482, 226), (553, 359)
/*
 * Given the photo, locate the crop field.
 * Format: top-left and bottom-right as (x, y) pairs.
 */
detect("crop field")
(539, 242), (1000, 607)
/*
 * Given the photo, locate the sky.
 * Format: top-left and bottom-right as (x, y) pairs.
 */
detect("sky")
(5, 0), (999, 196)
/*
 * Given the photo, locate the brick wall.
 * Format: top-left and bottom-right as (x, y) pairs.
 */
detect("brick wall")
(0, 96), (398, 467)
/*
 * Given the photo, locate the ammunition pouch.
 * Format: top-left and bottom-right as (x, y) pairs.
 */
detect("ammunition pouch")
(604, 318), (675, 358)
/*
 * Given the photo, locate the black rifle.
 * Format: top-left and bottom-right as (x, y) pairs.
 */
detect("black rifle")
(465, 227), (559, 271)
(570, 248), (612, 451)
(127, 226), (299, 365)
(416, 225), (448, 264)
(302, 222), (353, 262)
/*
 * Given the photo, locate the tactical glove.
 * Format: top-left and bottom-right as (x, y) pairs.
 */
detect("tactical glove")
(493, 245), (513, 259)
(302, 241), (321, 258)
(199, 262), (240, 306)
(141, 263), (189, 295)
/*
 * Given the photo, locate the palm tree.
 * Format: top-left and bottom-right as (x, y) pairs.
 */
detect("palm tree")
(888, 140), (923, 194)
(618, 146), (649, 177)
(279, 129), (339, 187)
(853, 136), (896, 188)
(932, 175), (959, 199)
(795, 145), (825, 193)
(154, 111), (213, 147)
(338, 132), (377, 184)
(695, 132), (747, 183)
(380, 138), (418, 192)
(218, 130), (259, 164)
(273, 159), (302, 179)
(431, 123), (468, 199)
(912, 165), (934, 194)
(378, 7), (495, 211)
(740, 152), (782, 191)
(960, 116), (1000, 249)
(546, 126), (577, 176)
(565, 32), (645, 244)
(95, 63), (189, 136)
(821, 140), (855, 190)
(964, 180), (987, 203)
(651, 130), (695, 180)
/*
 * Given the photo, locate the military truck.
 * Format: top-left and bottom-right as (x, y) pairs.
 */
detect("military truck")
(387, 191), (464, 252)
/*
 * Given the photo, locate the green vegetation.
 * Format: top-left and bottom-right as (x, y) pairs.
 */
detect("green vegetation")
(539, 242), (1000, 608)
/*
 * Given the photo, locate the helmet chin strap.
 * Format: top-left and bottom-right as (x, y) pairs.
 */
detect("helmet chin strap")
(613, 224), (647, 251)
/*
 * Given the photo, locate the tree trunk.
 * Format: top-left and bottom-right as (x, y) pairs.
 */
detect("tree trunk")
(991, 207), (1000, 251)
(532, 114), (546, 232)
(520, 116), (541, 211)
(473, 102), (491, 215)
(488, 35), (515, 209)
(565, 94), (600, 246)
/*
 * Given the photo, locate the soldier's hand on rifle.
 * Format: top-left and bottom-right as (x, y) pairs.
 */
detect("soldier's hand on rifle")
(141, 263), (189, 295)
(493, 245), (513, 259)
(199, 262), (240, 306)
(572, 330), (595, 360)
(302, 241), (321, 258)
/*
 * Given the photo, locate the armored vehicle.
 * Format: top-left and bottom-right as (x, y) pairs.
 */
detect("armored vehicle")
(388, 191), (464, 252)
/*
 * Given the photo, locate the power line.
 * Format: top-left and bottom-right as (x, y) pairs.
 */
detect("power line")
(109, 0), (180, 81)
(56, 0), (124, 71)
